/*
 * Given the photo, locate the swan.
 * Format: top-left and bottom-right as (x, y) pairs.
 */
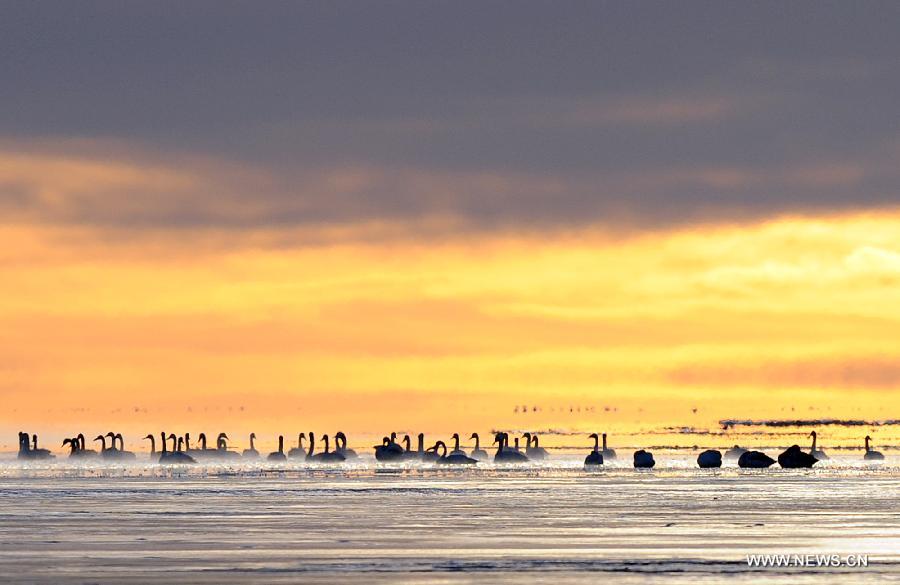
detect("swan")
(601, 433), (617, 461)
(77, 434), (98, 457)
(242, 433), (260, 459)
(738, 450), (775, 468)
(412, 433), (439, 462)
(143, 434), (157, 457)
(724, 445), (747, 461)
(528, 434), (549, 460)
(808, 431), (829, 460)
(493, 432), (529, 463)
(307, 432), (346, 463)
(864, 435), (885, 461)
(63, 436), (93, 459)
(697, 449), (722, 468)
(21, 434), (54, 461)
(434, 440), (477, 465)
(184, 432), (208, 459)
(584, 433), (604, 467)
(94, 434), (128, 460)
(469, 433), (489, 460)
(113, 433), (136, 460)
(213, 433), (241, 460)
(449, 433), (467, 457)
(267, 435), (287, 462)
(374, 432), (405, 462)
(778, 445), (818, 468)
(334, 432), (358, 460)
(288, 433), (307, 460)
(633, 449), (655, 469)
(158, 432), (196, 464)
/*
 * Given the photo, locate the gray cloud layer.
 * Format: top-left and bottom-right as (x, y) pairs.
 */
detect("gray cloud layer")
(2, 2), (900, 233)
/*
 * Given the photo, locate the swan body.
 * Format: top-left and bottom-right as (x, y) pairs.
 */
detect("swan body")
(308, 433), (346, 463)
(601, 433), (617, 461)
(524, 433), (549, 460)
(18, 433), (54, 460)
(288, 433), (307, 460)
(864, 436), (885, 461)
(584, 433), (604, 468)
(334, 432), (358, 460)
(242, 433), (260, 459)
(433, 441), (477, 465)
(468, 433), (489, 460)
(449, 433), (467, 457)
(158, 433), (196, 464)
(374, 432), (405, 462)
(267, 435), (287, 462)
(778, 445), (818, 468)
(493, 433), (529, 463)
(633, 449), (655, 469)
(808, 431), (829, 460)
(738, 450), (775, 468)
(697, 449), (722, 468)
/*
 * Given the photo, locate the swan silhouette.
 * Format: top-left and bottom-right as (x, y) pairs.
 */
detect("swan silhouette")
(77, 434), (97, 458)
(114, 433), (136, 460)
(697, 449), (722, 468)
(601, 433), (617, 461)
(808, 431), (829, 460)
(374, 432), (405, 462)
(18, 432), (54, 460)
(413, 433), (439, 462)
(143, 434), (156, 457)
(724, 445), (747, 461)
(449, 433), (467, 457)
(493, 432), (529, 463)
(63, 436), (95, 459)
(96, 434), (133, 461)
(158, 432), (196, 464)
(778, 445), (818, 468)
(242, 433), (260, 459)
(434, 440), (477, 465)
(267, 435), (287, 462)
(307, 432), (346, 463)
(864, 435), (885, 461)
(469, 433), (488, 460)
(738, 450), (775, 468)
(584, 433), (604, 467)
(524, 433), (549, 460)
(633, 449), (655, 469)
(334, 432), (358, 459)
(288, 433), (307, 460)
(213, 433), (241, 460)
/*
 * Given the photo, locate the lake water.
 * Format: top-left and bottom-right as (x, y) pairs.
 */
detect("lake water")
(0, 454), (897, 584)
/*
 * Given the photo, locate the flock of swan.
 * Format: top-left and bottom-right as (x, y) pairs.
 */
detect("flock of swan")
(13, 429), (887, 468)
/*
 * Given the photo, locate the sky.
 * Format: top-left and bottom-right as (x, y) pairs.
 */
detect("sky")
(2, 3), (899, 448)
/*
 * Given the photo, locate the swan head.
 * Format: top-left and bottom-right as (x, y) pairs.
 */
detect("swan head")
(106, 432), (115, 439)
(810, 431), (817, 438)
(62, 438), (72, 446)
(589, 433), (598, 439)
(335, 431), (346, 440)
(93, 435), (104, 442)
(218, 433), (228, 440)
(249, 432), (256, 439)
(470, 433), (478, 440)
(143, 434), (153, 440)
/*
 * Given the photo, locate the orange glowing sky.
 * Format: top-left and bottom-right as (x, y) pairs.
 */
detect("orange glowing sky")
(2, 5), (900, 449)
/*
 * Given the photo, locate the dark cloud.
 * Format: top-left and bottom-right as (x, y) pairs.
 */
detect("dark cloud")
(2, 2), (900, 233)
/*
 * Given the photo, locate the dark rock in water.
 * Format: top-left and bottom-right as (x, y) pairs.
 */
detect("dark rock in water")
(738, 450), (775, 468)
(778, 445), (818, 469)
(697, 449), (722, 468)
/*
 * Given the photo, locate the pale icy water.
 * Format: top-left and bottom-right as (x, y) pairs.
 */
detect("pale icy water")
(0, 455), (897, 584)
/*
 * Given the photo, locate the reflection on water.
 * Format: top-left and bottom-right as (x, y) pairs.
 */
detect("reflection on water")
(0, 455), (897, 584)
